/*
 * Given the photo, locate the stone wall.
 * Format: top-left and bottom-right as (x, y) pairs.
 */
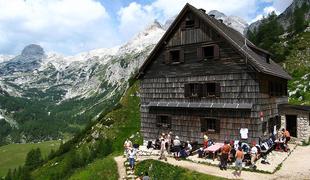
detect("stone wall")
(280, 109), (310, 142)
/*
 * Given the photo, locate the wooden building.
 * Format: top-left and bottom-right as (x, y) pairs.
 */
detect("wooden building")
(136, 4), (292, 143)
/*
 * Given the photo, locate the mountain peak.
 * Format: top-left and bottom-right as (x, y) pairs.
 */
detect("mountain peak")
(208, 10), (227, 19)
(21, 44), (45, 57)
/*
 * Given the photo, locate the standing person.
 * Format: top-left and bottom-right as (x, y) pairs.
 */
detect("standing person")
(159, 137), (167, 161)
(203, 132), (209, 148)
(167, 131), (173, 153)
(173, 136), (181, 160)
(234, 147), (244, 176)
(128, 148), (136, 170)
(250, 142), (258, 169)
(123, 138), (132, 156)
(220, 141), (231, 170)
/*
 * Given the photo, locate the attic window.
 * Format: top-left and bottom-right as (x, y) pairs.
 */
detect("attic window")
(170, 50), (180, 63)
(165, 49), (184, 64)
(203, 46), (214, 59)
(197, 45), (219, 60)
(185, 20), (195, 28)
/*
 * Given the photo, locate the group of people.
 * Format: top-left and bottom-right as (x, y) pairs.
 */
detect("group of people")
(157, 132), (193, 161)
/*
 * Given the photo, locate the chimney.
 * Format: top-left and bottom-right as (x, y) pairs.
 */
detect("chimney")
(218, 19), (223, 23)
(199, 8), (206, 13)
(209, 14), (215, 18)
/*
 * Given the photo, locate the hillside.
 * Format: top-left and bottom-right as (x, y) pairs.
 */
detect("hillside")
(24, 82), (141, 179)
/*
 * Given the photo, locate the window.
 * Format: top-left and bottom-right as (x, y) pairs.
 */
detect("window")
(205, 83), (216, 96)
(184, 83), (202, 97)
(185, 20), (195, 28)
(156, 115), (171, 129)
(170, 50), (180, 63)
(200, 118), (220, 133)
(269, 81), (287, 97)
(165, 49), (184, 64)
(197, 45), (219, 61)
(184, 83), (220, 98)
(203, 46), (214, 59)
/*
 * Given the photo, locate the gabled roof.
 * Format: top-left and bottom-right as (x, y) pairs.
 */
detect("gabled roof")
(136, 3), (292, 80)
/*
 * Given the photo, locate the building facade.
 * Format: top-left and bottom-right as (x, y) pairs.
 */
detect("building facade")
(136, 4), (292, 143)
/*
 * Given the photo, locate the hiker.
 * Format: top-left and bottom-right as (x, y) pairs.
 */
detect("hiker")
(159, 137), (167, 161)
(282, 128), (291, 145)
(123, 138), (132, 155)
(173, 136), (181, 160)
(220, 140), (231, 170)
(128, 148), (136, 170)
(234, 147), (244, 176)
(203, 132), (209, 148)
(250, 142), (258, 169)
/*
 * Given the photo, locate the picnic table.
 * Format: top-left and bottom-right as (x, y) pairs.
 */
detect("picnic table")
(204, 143), (224, 160)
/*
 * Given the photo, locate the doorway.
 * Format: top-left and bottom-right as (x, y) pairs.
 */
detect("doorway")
(286, 115), (297, 137)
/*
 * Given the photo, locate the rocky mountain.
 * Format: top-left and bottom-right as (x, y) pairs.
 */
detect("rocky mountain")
(208, 10), (248, 34)
(0, 21), (165, 144)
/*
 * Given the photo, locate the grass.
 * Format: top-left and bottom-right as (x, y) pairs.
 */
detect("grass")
(69, 156), (118, 180)
(135, 159), (228, 180)
(0, 140), (60, 178)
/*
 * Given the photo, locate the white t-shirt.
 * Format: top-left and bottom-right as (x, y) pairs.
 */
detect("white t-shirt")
(173, 139), (181, 146)
(240, 128), (248, 139)
(251, 146), (258, 154)
(128, 150), (136, 158)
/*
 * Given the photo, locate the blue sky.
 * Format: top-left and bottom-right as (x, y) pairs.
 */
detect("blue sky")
(0, 0), (293, 55)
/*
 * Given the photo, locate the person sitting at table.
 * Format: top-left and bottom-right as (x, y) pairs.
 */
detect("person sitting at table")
(185, 141), (192, 156)
(220, 140), (231, 170)
(275, 131), (285, 151)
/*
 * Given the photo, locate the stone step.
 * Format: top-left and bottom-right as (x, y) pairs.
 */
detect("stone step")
(126, 170), (134, 175)
(126, 175), (137, 180)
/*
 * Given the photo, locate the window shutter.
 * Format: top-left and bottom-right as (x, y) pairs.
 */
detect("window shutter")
(165, 50), (170, 64)
(214, 44), (220, 59)
(184, 84), (190, 97)
(202, 83), (207, 97)
(180, 49), (185, 63)
(197, 47), (203, 61)
(215, 83), (221, 97)
(194, 19), (199, 28)
(198, 84), (203, 97)
(215, 119), (220, 133)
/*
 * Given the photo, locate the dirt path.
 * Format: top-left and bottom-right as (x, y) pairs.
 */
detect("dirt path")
(114, 156), (127, 180)
(272, 146), (310, 180)
(114, 145), (310, 180)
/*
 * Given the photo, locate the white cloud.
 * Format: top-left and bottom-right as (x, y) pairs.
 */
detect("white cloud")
(118, 0), (258, 40)
(0, 0), (119, 55)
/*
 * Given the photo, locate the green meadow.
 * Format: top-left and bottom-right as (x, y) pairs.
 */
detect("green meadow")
(0, 140), (60, 178)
